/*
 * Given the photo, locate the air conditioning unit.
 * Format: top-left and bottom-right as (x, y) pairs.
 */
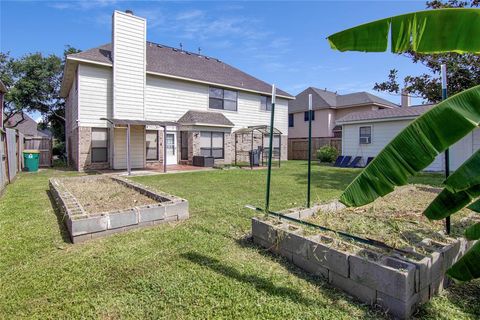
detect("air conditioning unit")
(360, 136), (371, 144)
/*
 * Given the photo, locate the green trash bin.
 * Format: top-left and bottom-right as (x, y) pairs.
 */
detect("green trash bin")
(23, 150), (40, 172)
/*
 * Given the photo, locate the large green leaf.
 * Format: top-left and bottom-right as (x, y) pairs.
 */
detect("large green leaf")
(340, 85), (480, 207)
(423, 185), (480, 220)
(468, 198), (480, 212)
(465, 222), (480, 240)
(447, 241), (480, 282)
(443, 149), (480, 192)
(327, 8), (480, 54)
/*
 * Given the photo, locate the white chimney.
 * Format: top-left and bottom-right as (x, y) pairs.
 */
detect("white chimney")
(112, 10), (146, 119)
(401, 88), (411, 107)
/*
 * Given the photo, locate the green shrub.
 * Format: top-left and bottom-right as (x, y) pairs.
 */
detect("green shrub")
(316, 145), (338, 163)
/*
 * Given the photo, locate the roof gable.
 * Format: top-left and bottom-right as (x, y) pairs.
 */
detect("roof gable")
(288, 87), (398, 113)
(63, 42), (292, 99)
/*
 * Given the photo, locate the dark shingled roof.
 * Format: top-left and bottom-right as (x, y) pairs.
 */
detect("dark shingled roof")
(288, 87), (397, 113)
(336, 104), (435, 124)
(177, 110), (234, 127)
(68, 42), (292, 98)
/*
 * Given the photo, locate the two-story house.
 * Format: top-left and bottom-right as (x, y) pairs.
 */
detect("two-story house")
(60, 10), (293, 171)
(287, 87), (397, 159)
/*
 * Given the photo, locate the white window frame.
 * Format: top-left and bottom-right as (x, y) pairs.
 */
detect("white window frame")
(359, 126), (372, 145)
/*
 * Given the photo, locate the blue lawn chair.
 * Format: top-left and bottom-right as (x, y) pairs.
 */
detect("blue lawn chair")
(333, 156), (344, 167)
(339, 156), (352, 167)
(348, 156), (362, 168)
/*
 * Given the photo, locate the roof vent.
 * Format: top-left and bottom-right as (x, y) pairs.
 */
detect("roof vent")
(125, 9), (134, 15)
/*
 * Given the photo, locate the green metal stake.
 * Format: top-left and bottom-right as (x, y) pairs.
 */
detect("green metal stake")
(307, 94), (313, 208)
(441, 64), (451, 235)
(265, 84), (276, 211)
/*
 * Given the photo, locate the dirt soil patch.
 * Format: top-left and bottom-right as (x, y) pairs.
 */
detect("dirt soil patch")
(62, 177), (158, 214)
(307, 185), (479, 253)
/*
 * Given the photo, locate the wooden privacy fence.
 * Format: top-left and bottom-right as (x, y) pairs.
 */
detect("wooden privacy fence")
(24, 136), (52, 167)
(288, 137), (341, 160)
(0, 128), (25, 193)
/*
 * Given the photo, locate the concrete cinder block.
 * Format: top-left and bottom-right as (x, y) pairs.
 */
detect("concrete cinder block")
(138, 205), (166, 222)
(282, 231), (310, 258)
(108, 209), (138, 229)
(395, 253), (431, 292)
(376, 290), (419, 320)
(349, 254), (416, 302)
(72, 233), (92, 243)
(439, 240), (462, 272)
(293, 254), (328, 278)
(69, 215), (108, 236)
(164, 200), (189, 218)
(309, 236), (350, 277)
(329, 271), (376, 305)
(430, 275), (446, 298)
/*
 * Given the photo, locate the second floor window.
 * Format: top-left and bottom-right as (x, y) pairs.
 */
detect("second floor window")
(304, 110), (315, 121)
(288, 114), (294, 127)
(209, 87), (238, 111)
(260, 96), (272, 111)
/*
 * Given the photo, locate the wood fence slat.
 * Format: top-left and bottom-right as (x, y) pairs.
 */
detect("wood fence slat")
(24, 136), (52, 167)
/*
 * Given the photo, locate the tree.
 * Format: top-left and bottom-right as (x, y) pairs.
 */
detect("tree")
(373, 0), (480, 103)
(0, 46), (80, 142)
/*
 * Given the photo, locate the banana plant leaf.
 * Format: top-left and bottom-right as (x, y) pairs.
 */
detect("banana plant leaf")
(423, 185), (480, 220)
(465, 222), (480, 240)
(340, 85), (480, 207)
(468, 198), (480, 212)
(447, 241), (480, 282)
(443, 148), (480, 192)
(327, 8), (480, 54)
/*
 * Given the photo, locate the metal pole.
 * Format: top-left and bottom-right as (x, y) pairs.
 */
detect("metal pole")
(251, 131), (254, 169)
(307, 94), (313, 208)
(126, 124), (131, 176)
(265, 84), (276, 211)
(162, 126), (167, 173)
(441, 64), (451, 235)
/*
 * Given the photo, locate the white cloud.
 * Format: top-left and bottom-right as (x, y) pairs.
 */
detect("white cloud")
(49, 0), (118, 11)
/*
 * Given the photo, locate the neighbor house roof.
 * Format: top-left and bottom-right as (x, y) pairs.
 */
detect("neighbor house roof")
(288, 87), (398, 113)
(336, 104), (435, 124)
(4, 112), (52, 137)
(177, 110), (234, 127)
(60, 42), (293, 99)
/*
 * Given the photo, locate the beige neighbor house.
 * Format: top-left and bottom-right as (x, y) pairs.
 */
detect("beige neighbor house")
(60, 10), (293, 172)
(337, 104), (480, 170)
(287, 87), (397, 159)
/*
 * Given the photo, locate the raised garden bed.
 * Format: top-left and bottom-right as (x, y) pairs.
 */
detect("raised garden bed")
(50, 175), (189, 243)
(251, 185), (478, 319)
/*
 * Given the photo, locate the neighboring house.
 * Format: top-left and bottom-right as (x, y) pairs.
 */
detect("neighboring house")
(0, 80), (6, 130)
(59, 10), (293, 171)
(287, 87), (397, 159)
(4, 112), (52, 137)
(337, 104), (480, 171)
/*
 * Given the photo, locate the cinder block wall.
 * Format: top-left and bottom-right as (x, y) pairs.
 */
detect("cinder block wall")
(252, 217), (474, 319)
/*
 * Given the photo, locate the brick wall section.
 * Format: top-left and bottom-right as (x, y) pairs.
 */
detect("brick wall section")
(78, 126), (110, 171)
(50, 176), (189, 243)
(251, 217), (475, 319)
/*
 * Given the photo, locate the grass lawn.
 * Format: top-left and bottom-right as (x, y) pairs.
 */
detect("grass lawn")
(0, 161), (479, 319)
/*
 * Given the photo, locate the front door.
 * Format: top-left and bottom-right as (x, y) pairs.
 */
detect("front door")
(166, 132), (177, 165)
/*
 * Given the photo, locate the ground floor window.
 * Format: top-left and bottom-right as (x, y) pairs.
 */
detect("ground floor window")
(200, 131), (224, 159)
(91, 128), (108, 163)
(146, 130), (159, 161)
(359, 126), (372, 144)
(180, 131), (189, 161)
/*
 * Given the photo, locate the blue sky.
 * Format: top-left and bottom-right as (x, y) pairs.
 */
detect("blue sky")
(1, 0), (431, 121)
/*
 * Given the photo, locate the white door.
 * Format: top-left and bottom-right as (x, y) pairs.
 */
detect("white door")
(166, 132), (177, 165)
